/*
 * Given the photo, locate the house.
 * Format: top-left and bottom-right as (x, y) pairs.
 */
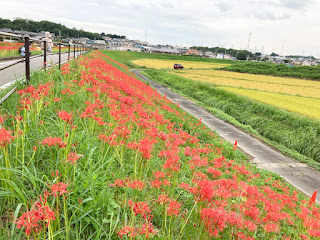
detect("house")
(108, 46), (142, 52)
(13, 30), (38, 38)
(86, 40), (107, 49)
(150, 47), (180, 55)
(301, 60), (312, 66)
(204, 51), (216, 58)
(0, 28), (14, 34)
(71, 38), (87, 45)
(185, 49), (200, 56)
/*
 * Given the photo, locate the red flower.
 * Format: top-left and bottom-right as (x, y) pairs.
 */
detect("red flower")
(58, 110), (72, 124)
(66, 152), (82, 164)
(128, 200), (151, 220)
(0, 128), (13, 147)
(41, 137), (66, 148)
(50, 182), (69, 197)
(167, 200), (181, 216)
(127, 180), (145, 191)
(118, 226), (137, 239)
(15, 202), (55, 236)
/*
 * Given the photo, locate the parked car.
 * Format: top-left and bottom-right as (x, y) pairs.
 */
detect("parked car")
(174, 64), (184, 69)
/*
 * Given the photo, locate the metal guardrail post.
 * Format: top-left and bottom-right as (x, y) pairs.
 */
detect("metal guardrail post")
(44, 41), (47, 71)
(74, 45), (75, 58)
(25, 36), (30, 84)
(68, 44), (70, 61)
(59, 43), (61, 70)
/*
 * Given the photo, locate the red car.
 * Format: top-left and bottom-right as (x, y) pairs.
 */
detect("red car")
(174, 64), (184, 69)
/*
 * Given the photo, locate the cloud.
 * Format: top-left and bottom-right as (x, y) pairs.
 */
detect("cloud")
(280, 0), (312, 9)
(1, 0), (320, 55)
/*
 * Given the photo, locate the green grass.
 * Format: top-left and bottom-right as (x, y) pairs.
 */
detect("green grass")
(101, 50), (234, 69)
(223, 61), (320, 80)
(1, 51), (320, 239)
(140, 69), (320, 170)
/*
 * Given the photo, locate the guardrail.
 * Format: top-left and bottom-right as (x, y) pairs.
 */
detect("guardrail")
(0, 31), (90, 104)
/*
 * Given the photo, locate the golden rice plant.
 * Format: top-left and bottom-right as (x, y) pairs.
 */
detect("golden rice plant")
(132, 59), (230, 69)
(173, 72), (320, 99)
(178, 70), (320, 89)
(219, 86), (320, 120)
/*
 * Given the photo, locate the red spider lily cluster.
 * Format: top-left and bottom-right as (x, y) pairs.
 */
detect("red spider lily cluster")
(4, 50), (320, 239)
(0, 41), (38, 51)
(15, 172), (69, 236)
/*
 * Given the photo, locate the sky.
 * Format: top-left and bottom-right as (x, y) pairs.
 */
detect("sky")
(1, 0), (320, 56)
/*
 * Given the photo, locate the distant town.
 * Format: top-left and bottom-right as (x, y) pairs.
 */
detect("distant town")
(0, 20), (318, 66)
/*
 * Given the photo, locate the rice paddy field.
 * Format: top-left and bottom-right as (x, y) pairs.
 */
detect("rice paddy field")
(173, 70), (320, 120)
(132, 59), (230, 69)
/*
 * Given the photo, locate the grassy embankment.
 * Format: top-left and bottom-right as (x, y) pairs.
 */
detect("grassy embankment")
(223, 61), (320, 80)
(2, 50), (320, 239)
(141, 70), (320, 170)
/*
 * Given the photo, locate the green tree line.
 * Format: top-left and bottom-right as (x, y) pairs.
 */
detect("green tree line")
(0, 18), (126, 40)
(191, 46), (258, 60)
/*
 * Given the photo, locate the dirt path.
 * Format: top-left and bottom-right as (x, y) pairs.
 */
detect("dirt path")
(132, 69), (320, 203)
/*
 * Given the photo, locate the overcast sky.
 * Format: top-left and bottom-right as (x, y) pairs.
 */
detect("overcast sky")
(1, 0), (320, 56)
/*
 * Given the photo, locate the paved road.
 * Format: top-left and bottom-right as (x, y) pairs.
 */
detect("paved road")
(0, 52), (72, 87)
(133, 69), (320, 203)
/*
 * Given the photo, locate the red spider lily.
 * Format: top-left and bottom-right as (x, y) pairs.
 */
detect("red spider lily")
(167, 200), (181, 216)
(117, 226), (137, 239)
(15, 210), (40, 236)
(50, 182), (69, 197)
(66, 152), (82, 164)
(234, 140), (238, 150)
(127, 180), (145, 191)
(15, 203), (55, 236)
(110, 179), (126, 188)
(151, 180), (162, 189)
(0, 128), (13, 147)
(128, 200), (151, 220)
(139, 222), (157, 238)
(41, 137), (66, 148)
(201, 208), (227, 237)
(264, 223), (280, 233)
(58, 110), (72, 124)
(61, 88), (74, 95)
(157, 195), (170, 204)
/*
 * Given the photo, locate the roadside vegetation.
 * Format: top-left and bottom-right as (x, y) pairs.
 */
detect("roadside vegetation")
(2, 51), (320, 239)
(223, 61), (320, 80)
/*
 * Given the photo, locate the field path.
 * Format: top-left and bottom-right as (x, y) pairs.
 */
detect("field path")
(132, 69), (320, 203)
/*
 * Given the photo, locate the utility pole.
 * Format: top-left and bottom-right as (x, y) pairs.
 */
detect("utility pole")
(281, 40), (285, 57)
(247, 33), (252, 51)
(145, 30), (147, 43)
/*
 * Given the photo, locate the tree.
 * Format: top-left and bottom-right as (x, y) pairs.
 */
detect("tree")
(236, 50), (253, 60)
(254, 52), (262, 61)
(0, 17), (125, 40)
(271, 52), (279, 57)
